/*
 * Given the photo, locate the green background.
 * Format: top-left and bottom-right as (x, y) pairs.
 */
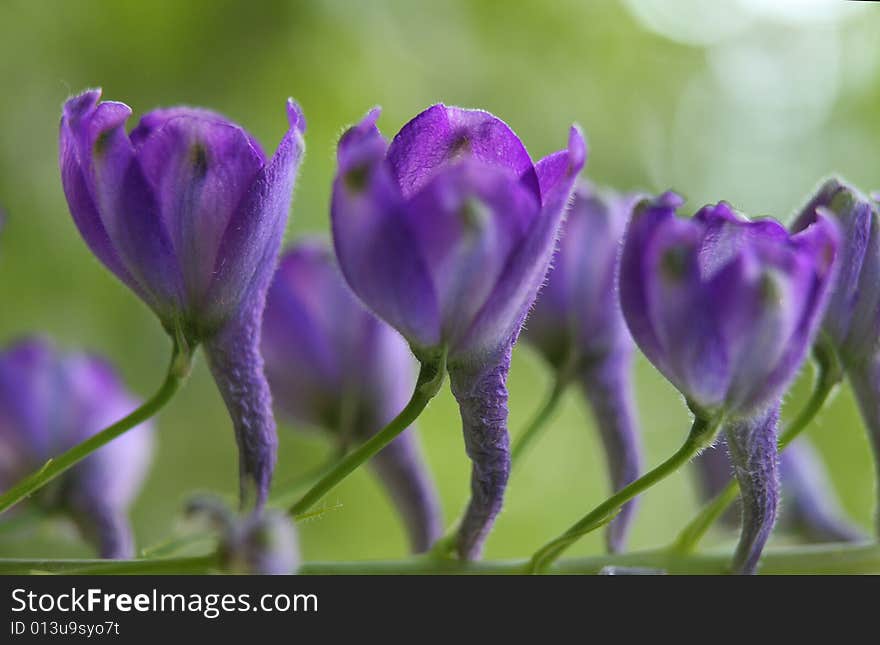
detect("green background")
(1, 0), (878, 562)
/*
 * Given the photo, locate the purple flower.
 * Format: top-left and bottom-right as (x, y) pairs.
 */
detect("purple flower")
(791, 177), (880, 534)
(620, 193), (839, 573)
(262, 240), (442, 553)
(523, 182), (642, 552)
(620, 193), (838, 420)
(792, 177), (880, 365)
(0, 338), (153, 558)
(59, 89), (306, 508)
(332, 105), (585, 558)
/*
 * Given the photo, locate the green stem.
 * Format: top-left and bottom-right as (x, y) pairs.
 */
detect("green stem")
(510, 374), (568, 465)
(0, 340), (192, 516)
(3, 542), (878, 575)
(528, 414), (722, 573)
(289, 349), (447, 518)
(670, 341), (843, 554)
(299, 542), (880, 575)
(0, 554), (220, 575)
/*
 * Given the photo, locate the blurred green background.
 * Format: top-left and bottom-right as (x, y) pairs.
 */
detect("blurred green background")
(1, 0), (878, 562)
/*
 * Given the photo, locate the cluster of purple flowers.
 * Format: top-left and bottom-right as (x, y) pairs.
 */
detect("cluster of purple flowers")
(1, 87), (877, 575)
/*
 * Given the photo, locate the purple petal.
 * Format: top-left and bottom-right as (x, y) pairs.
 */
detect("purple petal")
(331, 110), (440, 349)
(59, 93), (143, 299)
(135, 110), (265, 320)
(640, 215), (729, 411)
(386, 104), (540, 201)
(619, 192), (686, 374)
(202, 99), (305, 335)
(403, 160), (539, 349)
(60, 89), (183, 321)
(262, 243), (349, 429)
(130, 106), (267, 160)
(457, 126), (586, 357)
(794, 178), (880, 362)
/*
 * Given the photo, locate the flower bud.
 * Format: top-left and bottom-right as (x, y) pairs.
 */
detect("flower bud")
(620, 193), (839, 420)
(524, 182), (642, 552)
(792, 177), (880, 365)
(0, 337), (153, 558)
(331, 105), (585, 559)
(59, 89), (306, 508)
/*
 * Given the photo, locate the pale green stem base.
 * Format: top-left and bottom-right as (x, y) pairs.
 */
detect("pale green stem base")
(0, 340), (191, 515)
(670, 342), (843, 554)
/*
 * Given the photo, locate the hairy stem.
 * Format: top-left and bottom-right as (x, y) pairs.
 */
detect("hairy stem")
(528, 415), (721, 573)
(0, 340), (191, 515)
(289, 350), (447, 518)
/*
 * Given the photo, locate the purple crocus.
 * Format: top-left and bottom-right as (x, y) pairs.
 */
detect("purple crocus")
(620, 193), (839, 573)
(0, 338), (153, 558)
(59, 89), (305, 508)
(332, 105), (585, 559)
(792, 178), (880, 532)
(261, 240), (442, 553)
(694, 438), (864, 543)
(523, 182), (642, 553)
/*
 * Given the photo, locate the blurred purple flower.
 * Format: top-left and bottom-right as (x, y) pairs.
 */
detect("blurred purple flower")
(262, 240), (442, 553)
(331, 104), (585, 559)
(620, 193), (839, 573)
(693, 438), (864, 542)
(59, 89), (305, 508)
(524, 182), (642, 553)
(792, 178), (880, 534)
(0, 337), (153, 558)
(187, 497), (299, 575)
(792, 177), (880, 365)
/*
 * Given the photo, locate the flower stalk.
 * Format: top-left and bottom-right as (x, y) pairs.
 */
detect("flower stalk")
(528, 414), (722, 573)
(289, 349), (447, 518)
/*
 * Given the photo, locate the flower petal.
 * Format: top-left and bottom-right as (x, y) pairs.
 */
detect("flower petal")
(60, 89), (182, 321)
(386, 104), (540, 201)
(135, 110), (265, 318)
(205, 99), (305, 336)
(456, 126), (586, 357)
(331, 109), (440, 349)
(403, 160), (538, 349)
